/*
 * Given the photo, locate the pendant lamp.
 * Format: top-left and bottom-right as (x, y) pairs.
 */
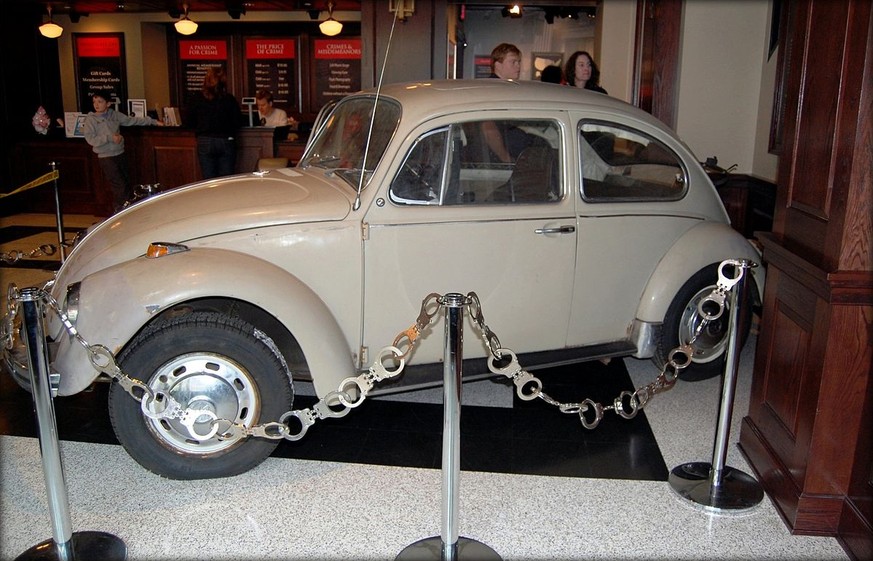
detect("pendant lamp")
(39, 6), (64, 39)
(175, 3), (198, 35)
(319, 2), (343, 36)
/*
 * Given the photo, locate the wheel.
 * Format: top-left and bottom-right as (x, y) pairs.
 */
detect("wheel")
(655, 264), (754, 381)
(108, 311), (293, 479)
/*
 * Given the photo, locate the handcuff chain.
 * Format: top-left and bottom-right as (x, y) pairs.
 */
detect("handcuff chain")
(0, 243), (58, 264)
(11, 258), (753, 440)
(218, 294), (439, 442)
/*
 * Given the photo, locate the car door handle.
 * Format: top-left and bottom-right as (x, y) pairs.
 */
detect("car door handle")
(535, 225), (576, 235)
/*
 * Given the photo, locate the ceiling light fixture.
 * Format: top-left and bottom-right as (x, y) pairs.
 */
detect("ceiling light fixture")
(227, 2), (246, 19)
(501, 4), (522, 18)
(174, 3), (198, 35)
(319, 1), (343, 36)
(389, 0), (415, 21)
(39, 5), (64, 39)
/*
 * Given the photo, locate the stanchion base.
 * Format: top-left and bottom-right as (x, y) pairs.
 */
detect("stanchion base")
(669, 461), (764, 514)
(396, 536), (501, 560)
(16, 531), (127, 561)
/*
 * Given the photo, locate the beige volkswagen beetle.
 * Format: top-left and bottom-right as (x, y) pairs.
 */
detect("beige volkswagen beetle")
(4, 80), (762, 479)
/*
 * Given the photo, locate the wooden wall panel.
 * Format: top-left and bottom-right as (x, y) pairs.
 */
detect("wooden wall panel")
(742, 239), (872, 534)
(740, 1), (872, 549)
(788, 2), (846, 220)
(762, 300), (809, 439)
(125, 127), (275, 189)
(152, 146), (200, 188)
(775, 0), (872, 273)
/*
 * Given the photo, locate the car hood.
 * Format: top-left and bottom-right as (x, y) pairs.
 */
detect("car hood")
(55, 168), (353, 288)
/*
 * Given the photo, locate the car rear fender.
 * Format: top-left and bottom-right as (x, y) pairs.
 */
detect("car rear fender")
(635, 222), (764, 325)
(53, 247), (355, 397)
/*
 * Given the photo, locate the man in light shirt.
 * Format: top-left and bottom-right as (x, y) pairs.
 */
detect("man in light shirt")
(255, 89), (291, 127)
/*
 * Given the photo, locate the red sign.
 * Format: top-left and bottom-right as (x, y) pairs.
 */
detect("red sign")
(76, 36), (121, 57)
(313, 37), (362, 108)
(314, 39), (362, 60)
(179, 40), (228, 60)
(246, 39), (296, 59)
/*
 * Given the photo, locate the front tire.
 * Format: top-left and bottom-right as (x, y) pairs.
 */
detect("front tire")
(655, 264), (754, 381)
(108, 311), (293, 479)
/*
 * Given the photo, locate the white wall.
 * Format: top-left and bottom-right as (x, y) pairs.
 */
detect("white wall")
(752, 2), (780, 181)
(460, 0), (778, 181)
(461, 8), (596, 81)
(675, 0), (778, 179)
(598, 0), (637, 102)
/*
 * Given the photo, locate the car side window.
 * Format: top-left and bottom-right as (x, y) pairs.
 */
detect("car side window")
(579, 121), (687, 202)
(390, 127), (450, 205)
(389, 120), (562, 206)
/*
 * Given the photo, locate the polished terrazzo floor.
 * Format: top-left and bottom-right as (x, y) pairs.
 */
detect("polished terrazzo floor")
(0, 214), (850, 560)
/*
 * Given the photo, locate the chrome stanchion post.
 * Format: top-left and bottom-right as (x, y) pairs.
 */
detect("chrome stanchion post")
(15, 288), (127, 560)
(396, 293), (501, 561)
(668, 260), (764, 513)
(49, 162), (66, 263)
(441, 293), (463, 560)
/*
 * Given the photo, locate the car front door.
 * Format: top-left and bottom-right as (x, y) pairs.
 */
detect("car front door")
(361, 114), (576, 372)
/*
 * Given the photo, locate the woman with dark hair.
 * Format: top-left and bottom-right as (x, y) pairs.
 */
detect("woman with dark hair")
(185, 66), (243, 179)
(565, 51), (607, 94)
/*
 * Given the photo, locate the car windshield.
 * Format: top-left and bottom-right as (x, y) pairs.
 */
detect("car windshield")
(300, 96), (401, 188)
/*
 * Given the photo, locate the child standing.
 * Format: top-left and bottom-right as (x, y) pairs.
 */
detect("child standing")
(83, 91), (163, 212)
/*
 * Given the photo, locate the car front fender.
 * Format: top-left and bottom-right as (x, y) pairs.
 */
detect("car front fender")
(53, 247), (355, 397)
(635, 222), (765, 324)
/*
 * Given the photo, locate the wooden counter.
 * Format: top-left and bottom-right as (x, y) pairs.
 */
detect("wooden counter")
(276, 140), (307, 166)
(10, 127), (277, 216)
(126, 127), (275, 189)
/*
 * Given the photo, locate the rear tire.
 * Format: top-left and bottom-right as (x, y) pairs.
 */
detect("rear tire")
(655, 264), (754, 381)
(108, 311), (293, 479)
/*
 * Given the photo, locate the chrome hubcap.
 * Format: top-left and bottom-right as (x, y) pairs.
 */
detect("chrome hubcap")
(679, 285), (729, 363)
(145, 353), (259, 454)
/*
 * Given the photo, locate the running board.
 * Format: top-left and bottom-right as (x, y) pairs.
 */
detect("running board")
(369, 340), (637, 396)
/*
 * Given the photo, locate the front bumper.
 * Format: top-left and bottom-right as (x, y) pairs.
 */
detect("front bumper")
(2, 296), (63, 394)
(2, 326), (31, 389)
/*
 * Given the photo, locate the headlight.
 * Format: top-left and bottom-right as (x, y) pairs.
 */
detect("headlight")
(64, 282), (81, 326)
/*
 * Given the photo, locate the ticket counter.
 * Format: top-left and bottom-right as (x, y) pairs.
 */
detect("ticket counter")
(12, 127), (278, 216)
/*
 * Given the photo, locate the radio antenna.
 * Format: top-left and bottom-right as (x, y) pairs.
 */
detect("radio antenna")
(353, 8), (400, 211)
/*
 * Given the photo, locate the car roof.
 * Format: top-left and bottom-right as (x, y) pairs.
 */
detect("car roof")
(358, 79), (676, 136)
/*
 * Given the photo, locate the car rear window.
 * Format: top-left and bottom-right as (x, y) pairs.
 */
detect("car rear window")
(579, 121), (687, 202)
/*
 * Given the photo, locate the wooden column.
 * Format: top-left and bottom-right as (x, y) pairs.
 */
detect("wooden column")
(738, 1), (873, 556)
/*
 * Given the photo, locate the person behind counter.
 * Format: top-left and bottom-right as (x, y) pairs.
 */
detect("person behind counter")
(82, 90), (163, 212)
(255, 89), (291, 127)
(185, 67), (243, 179)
